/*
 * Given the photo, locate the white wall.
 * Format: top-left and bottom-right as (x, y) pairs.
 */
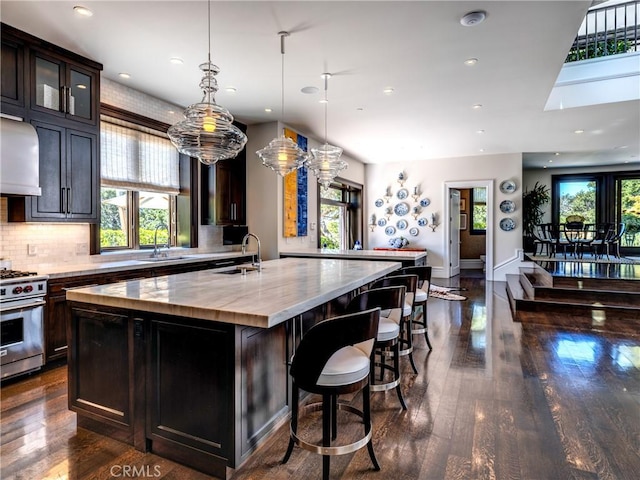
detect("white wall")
(366, 153), (523, 278)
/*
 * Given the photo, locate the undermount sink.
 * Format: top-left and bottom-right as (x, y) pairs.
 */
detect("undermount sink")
(214, 265), (261, 275)
(138, 256), (189, 263)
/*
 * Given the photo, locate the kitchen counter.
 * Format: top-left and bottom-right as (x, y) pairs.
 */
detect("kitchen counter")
(66, 257), (400, 477)
(66, 257), (400, 328)
(38, 251), (256, 279)
(280, 248), (427, 267)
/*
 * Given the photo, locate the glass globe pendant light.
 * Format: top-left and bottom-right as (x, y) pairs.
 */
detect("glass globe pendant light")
(306, 73), (347, 188)
(256, 32), (309, 176)
(168, 0), (247, 165)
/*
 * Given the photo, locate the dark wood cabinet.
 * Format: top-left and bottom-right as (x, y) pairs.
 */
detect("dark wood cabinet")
(1, 23), (102, 223)
(0, 32), (25, 116)
(8, 121), (99, 222)
(201, 124), (247, 226)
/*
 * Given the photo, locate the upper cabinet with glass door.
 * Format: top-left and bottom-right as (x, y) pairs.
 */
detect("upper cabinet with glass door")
(30, 49), (100, 126)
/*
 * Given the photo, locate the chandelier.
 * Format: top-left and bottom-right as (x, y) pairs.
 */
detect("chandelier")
(256, 32), (309, 176)
(168, 0), (247, 165)
(306, 73), (347, 188)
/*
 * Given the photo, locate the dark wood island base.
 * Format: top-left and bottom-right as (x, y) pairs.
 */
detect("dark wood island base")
(65, 258), (400, 478)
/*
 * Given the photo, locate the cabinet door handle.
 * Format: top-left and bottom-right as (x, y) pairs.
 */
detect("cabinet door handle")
(60, 86), (67, 113)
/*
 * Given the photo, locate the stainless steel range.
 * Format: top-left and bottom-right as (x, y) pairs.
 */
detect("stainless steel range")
(0, 268), (48, 379)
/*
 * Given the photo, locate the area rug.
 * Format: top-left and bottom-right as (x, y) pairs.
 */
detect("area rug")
(429, 284), (467, 301)
(527, 255), (640, 264)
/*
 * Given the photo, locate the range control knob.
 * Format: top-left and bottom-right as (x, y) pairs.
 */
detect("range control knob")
(13, 286), (23, 294)
(24, 285), (34, 293)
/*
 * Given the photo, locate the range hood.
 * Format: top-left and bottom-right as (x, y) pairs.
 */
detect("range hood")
(0, 116), (41, 196)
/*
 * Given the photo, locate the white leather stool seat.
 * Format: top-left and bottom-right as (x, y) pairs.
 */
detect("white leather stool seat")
(376, 316), (400, 342)
(415, 288), (428, 302)
(317, 345), (371, 386)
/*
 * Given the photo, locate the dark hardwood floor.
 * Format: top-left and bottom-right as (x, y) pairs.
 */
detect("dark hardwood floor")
(2, 270), (639, 479)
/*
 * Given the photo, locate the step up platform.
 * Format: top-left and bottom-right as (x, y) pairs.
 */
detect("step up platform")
(506, 259), (640, 333)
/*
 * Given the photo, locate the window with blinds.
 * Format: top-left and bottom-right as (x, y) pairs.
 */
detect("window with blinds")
(101, 117), (180, 194)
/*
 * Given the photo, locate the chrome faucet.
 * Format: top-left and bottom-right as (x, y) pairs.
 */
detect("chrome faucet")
(241, 233), (262, 272)
(152, 223), (169, 258)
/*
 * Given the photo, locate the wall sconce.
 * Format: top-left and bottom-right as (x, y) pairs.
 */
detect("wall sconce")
(384, 206), (393, 220)
(384, 186), (393, 203)
(397, 171), (406, 187)
(412, 205), (421, 220)
(369, 214), (377, 232)
(411, 185), (420, 202)
(429, 212), (439, 232)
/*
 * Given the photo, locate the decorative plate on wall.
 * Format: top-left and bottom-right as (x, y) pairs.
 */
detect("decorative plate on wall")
(394, 202), (409, 216)
(377, 218), (387, 227)
(385, 226), (396, 236)
(396, 188), (409, 200)
(396, 219), (408, 230)
(499, 180), (517, 194)
(409, 227), (419, 236)
(500, 200), (516, 213)
(417, 217), (428, 227)
(375, 198), (384, 208)
(500, 218), (516, 231)
(420, 198), (431, 207)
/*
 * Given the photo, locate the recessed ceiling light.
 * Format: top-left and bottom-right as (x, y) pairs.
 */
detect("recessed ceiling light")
(264, 108), (272, 113)
(476, 129), (485, 134)
(549, 160), (553, 163)
(472, 104), (482, 110)
(170, 57), (184, 65)
(118, 73), (131, 79)
(464, 58), (478, 66)
(574, 129), (584, 134)
(168, 110), (175, 114)
(225, 87), (237, 93)
(301, 86), (319, 94)
(383, 87), (395, 95)
(479, 148), (485, 152)
(319, 99), (328, 104)
(555, 152), (560, 156)
(543, 165), (548, 169)
(73, 5), (93, 17)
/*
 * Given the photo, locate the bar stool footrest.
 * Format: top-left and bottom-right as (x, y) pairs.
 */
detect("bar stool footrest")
(291, 402), (372, 456)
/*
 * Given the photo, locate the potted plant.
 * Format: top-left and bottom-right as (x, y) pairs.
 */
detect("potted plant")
(522, 182), (550, 252)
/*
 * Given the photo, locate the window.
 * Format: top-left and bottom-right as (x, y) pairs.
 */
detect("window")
(470, 187), (487, 234)
(557, 179), (596, 223)
(619, 176), (640, 247)
(318, 180), (363, 249)
(100, 116), (179, 251)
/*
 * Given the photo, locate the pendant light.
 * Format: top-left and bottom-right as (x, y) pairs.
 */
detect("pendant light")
(168, 0), (247, 165)
(256, 31), (309, 176)
(306, 73), (347, 188)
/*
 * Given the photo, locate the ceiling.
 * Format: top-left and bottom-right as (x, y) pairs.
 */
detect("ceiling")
(1, 1), (638, 169)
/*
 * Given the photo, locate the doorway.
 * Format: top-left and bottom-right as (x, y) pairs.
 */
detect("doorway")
(445, 180), (494, 281)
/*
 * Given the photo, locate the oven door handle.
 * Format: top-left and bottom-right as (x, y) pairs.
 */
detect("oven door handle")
(0, 298), (46, 313)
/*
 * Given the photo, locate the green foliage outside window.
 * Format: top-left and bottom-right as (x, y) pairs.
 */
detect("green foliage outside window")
(566, 39), (633, 62)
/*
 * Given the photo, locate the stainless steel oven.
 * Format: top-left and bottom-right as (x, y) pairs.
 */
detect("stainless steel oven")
(0, 270), (48, 379)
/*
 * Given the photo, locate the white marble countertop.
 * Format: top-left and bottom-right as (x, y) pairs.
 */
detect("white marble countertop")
(39, 251), (255, 279)
(66, 257), (401, 328)
(280, 248), (427, 261)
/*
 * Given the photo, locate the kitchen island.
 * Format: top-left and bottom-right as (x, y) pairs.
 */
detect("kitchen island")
(65, 257), (400, 478)
(280, 248), (427, 267)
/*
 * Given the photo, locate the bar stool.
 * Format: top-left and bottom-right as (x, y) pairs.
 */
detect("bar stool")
(396, 266), (433, 351)
(282, 308), (381, 480)
(346, 286), (408, 410)
(371, 274), (419, 374)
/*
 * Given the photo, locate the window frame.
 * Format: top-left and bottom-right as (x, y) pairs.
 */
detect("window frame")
(470, 187), (487, 235)
(91, 104), (198, 254)
(317, 177), (363, 250)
